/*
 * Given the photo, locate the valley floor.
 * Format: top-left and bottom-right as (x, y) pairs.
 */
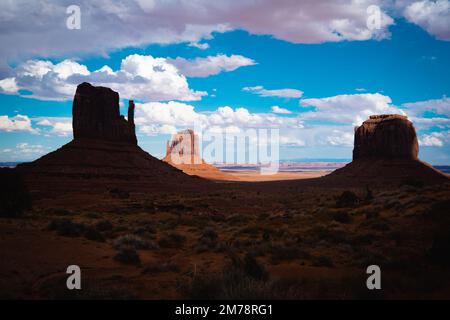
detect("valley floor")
(1, 177), (450, 299)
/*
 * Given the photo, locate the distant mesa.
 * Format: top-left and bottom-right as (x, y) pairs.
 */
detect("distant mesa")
(164, 129), (237, 181)
(327, 114), (448, 185)
(18, 83), (199, 191)
(164, 129), (202, 166)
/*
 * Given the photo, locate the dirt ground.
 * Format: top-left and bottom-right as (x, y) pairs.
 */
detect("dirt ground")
(1, 170), (450, 300)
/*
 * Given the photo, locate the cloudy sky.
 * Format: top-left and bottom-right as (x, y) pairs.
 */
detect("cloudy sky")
(0, 0), (450, 164)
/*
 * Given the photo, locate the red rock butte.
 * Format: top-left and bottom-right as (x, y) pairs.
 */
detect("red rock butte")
(325, 114), (448, 185)
(353, 114), (418, 160)
(163, 129), (237, 181)
(17, 83), (202, 193)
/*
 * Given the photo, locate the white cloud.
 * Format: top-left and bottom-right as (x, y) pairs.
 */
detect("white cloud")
(188, 42), (210, 50)
(0, 142), (51, 161)
(402, 96), (450, 117)
(300, 93), (404, 125)
(0, 55), (207, 101)
(0, 77), (18, 93)
(243, 86), (304, 98)
(403, 0), (450, 41)
(0, 0), (395, 67)
(279, 136), (305, 147)
(135, 101), (301, 135)
(0, 115), (38, 133)
(271, 106), (292, 114)
(419, 131), (450, 146)
(168, 54), (256, 77)
(15, 143), (49, 154)
(35, 117), (73, 136)
(326, 130), (354, 146)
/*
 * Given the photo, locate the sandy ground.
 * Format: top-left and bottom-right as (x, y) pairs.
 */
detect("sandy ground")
(222, 170), (330, 182)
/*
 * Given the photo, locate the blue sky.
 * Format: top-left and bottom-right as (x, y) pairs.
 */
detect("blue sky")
(1, 1), (450, 164)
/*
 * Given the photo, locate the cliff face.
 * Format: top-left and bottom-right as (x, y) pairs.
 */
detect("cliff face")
(353, 114), (419, 160)
(72, 82), (137, 145)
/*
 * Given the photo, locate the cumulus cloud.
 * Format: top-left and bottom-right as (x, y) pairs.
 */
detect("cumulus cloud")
(300, 93), (404, 125)
(135, 102), (300, 134)
(402, 96), (450, 117)
(0, 115), (38, 133)
(0, 0), (395, 67)
(168, 54), (256, 77)
(0, 55), (207, 101)
(419, 131), (450, 146)
(403, 0), (450, 41)
(271, 106), (292, 114)
(35, 117), (73, 136)
(243, 86), (304, 98)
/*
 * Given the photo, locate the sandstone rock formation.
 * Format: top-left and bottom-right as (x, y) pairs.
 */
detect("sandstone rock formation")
(163, 129), (237, 181)
(325, 114), (448, 186)
(353, 114), (418, 160)
(73, 82), (137, 145)
(18, 83), (201, 192)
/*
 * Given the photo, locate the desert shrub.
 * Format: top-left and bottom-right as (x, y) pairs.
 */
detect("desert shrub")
(48, 219), (86, 237)
(83, 226), (105, 242)
(336, 191), (358, 208)
(188, 253), (272, 299)
(313, 255), (334, 267)
(158, 232), (186, 248)
(370, 221), (390, 231)
(84, 212), (101, 219)
(113, 234), (158, 250)
(48, 219), (105, 241)
(109, 188), (130, 199)
(365, 210), (379, 220)
(46, 208), (76, 216)
(142, 260), (180, 274)
(332, 211), (352, 224)
(350, 233), (376, 245)
(242, 253), (268, 281)
(114, 245), (140, 265)
(0, 168), (32, 218)
(197, 227), (218, 249)
(400, 178), (424, 189)
(365, 186), (374, 201)
(270, 245), (306, 263)
(95, 220), (113, 232)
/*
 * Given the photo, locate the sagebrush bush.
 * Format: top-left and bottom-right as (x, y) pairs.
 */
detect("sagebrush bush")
(158, 232), (186, 248)
(336, 191), (358, 208)
(48, 219), (85, 237)
(113, 234), (158, 250)
(114, 245), (140, 265)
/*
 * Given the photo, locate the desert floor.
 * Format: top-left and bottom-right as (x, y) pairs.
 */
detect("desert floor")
(1, 172), (450, 299)
(220, 170), (330, 182)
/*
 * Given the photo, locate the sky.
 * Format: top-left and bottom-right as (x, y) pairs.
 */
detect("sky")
(0, 0), (450, 164)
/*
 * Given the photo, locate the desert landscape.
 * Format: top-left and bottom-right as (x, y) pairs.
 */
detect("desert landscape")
(1, 83), (449, 300)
